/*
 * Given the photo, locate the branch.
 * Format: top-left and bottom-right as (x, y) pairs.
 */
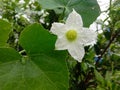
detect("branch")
(96, 29), (120, 64)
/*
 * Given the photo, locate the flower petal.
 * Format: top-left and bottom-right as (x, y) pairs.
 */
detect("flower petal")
(66, 9), (83, 28)
(55, 36), (69, 50)
(79, 28), (97, 46)
(68, 44), (85, 62)
(50, 22), (66, 36)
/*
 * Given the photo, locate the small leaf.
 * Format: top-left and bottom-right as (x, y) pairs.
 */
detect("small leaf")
(105, 71), (112, 88)
(115, 21), (120, 29)
(81, 62), (88, 72)
(94, 69), (105, 86)
(96, 86), (106, 90)
(0, 47), (21, 62)
(0, 19), (11, 47)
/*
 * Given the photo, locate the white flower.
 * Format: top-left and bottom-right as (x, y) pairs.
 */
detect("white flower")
(50, 10), (97, 62)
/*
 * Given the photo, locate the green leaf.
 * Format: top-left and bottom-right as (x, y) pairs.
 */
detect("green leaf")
(81, 62), (88, 72)
(0, 19), (11, 47)
(115, 21), (120, 29)
(105, 71), (112, 89)
(0, 53), (67, 90)
(19, 23), (56, 55)
(94, 69), (105, 86)
(0, 47), (56, 90)
(38, 0), (100, 27)
(96, 86), (106, 90)
(0, 23), (68, 90)
(0, 47), (21, 63)
(20, 23), (69, 90)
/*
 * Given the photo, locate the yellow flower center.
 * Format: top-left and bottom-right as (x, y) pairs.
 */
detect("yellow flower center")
(66, 30), (77, 42)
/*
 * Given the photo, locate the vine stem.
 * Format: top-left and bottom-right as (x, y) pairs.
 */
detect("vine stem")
(96, 29), (120, 64)
(19, 50), (26, 54)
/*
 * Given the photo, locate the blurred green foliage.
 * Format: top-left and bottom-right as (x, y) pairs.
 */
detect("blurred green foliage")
(0, 0), (120, 90)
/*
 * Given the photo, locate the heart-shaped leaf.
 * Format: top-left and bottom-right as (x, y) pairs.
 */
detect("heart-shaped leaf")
(38, 0), (100, 27)
(0, 23), (69, 90)
(19, 23), (69, 90)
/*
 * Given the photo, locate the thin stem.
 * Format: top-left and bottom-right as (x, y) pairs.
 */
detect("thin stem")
(19, 50), (26, 54)
(96, 29), (120, 64)
(59, 7), (66, 21)
(109, 0), (112, 12)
